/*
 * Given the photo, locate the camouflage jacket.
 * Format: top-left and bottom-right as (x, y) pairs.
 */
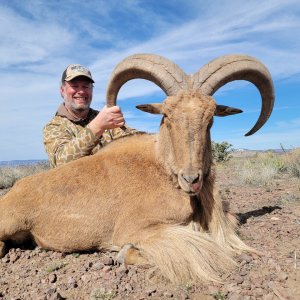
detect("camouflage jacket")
(43, 104), (137, 168)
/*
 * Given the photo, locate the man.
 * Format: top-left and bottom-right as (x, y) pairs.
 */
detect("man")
(43, 64), (137, 167)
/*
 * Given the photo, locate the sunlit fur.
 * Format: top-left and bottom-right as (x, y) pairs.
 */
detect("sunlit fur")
(0, 91), (251, 284)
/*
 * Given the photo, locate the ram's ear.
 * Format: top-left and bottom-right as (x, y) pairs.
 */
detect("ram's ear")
(215, 105), (243, 117)
(136, 103), (163, 114)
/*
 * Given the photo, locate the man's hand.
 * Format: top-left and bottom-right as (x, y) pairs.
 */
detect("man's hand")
(88, 105), (125, 137)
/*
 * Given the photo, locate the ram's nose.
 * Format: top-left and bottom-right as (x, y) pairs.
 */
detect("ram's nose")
(178, 170), (203, 194)
(181, 174), (200, 184)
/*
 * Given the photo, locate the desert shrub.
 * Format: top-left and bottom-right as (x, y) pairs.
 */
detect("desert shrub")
(212, 141), (234, 163)
(0, 161), (49, 189)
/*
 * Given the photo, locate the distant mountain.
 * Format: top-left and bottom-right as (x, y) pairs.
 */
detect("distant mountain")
(0, 159), (48, 167)
(232, 148), (293, 158)
(234, 148), (289, 153)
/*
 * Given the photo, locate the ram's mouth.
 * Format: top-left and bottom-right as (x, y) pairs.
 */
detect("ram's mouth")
(185, 182), (202, 196)
(177, 171), (202, 195)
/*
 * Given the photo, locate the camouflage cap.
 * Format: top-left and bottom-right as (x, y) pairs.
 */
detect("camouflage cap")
(61, 64), (95, 83)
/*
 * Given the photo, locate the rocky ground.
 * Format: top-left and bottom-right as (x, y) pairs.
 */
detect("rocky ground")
(0, 164), (299, 300)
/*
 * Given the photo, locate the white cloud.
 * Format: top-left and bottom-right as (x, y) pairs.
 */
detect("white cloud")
(1, 0), (300, 160)
(276, 118), (300, 128)
(224, 129), (300, 150)
(0, 6), (74, 66)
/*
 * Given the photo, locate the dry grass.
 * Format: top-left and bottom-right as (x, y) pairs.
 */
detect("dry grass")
(0, 162), (49, 189)
(227, 148), (300, 186)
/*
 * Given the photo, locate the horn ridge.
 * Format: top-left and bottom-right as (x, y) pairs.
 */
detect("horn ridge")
(106, 54), (189, 107)
(192, 54), (274, 136)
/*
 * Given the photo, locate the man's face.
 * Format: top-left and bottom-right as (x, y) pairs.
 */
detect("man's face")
(61, 76), (93, 112)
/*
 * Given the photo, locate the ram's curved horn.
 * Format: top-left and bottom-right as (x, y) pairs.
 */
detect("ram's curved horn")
(106, 54), (189, 107)
(192, 55), (274, 136)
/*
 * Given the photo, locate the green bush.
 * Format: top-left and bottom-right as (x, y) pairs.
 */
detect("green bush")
(212, 141), (234, 163)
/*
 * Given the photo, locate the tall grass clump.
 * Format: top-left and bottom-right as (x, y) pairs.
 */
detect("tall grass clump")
(240, 153), (283, 185)
(0, 162), (49, 189)
(238, 148), (300, 186)
(281, 148), (300, 178)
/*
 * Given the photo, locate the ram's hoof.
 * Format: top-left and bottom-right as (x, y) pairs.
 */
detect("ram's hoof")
(116, 243), (136, 264)
(116, 243), (149, 266)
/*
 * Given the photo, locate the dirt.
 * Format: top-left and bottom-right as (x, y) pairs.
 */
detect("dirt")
(0, 165), (299, 300)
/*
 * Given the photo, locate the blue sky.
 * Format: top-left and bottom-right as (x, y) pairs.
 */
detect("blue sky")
(1, 0), (300, 161)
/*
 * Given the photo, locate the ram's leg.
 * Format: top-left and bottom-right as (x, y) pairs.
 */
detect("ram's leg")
(0, 226), (30, 258)
(0, 204), (30, 258)
(0, 241), (5, 258)
(112, 220), (164, 267)
(116, 243), (148, 265)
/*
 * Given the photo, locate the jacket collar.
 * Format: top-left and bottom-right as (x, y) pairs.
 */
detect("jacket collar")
(56, 103), (97, 124)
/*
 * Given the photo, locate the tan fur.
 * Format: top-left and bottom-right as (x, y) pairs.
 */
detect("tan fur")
(0, 91), (250, 283)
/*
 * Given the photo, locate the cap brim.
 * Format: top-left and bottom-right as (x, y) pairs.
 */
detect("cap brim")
(64, 74), (94, 83)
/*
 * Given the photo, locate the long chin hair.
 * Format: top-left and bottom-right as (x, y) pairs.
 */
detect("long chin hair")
(64, 97), (91, 113)
(74, 106), (89, 112)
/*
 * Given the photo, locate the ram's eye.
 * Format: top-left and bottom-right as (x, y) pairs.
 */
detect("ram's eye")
(163, 115), (172, 128)
(163, 114), (171, 122)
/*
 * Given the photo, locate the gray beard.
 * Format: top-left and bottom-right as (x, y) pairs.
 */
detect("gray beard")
(73, 106), (88, 112)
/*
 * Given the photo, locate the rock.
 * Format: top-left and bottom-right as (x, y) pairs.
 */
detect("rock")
(251, 276), (263, 287)
(234, 275), (244, 284)
(239, 270), (248, 276)
(262, 293), (274, 300)
(48, 292), (65, 300)
(102, 256), (114, 266)
(145, 286), (156, 296)
(179, 291), (189, 300)
(239, 253), (253, 263)
(80, 274), (91, 283)
(253, 287), (264, 297)
(67, 277), (78, 288)
(102, 266), (112, 273)
(49, 273), (57, 283)
(45, 288), (57, 297)
(227, 293), (243, 300)
(115, 264), (129, 277)
(39, 251), (50, 258)
(91, 262), (104, 271)
(206, 285), (220, 294)
(277, 271), (288, 281)
(1, 256), (9, 263)
(268, 281), (290, 299)
(9, 252), (21, 263)
(52, 252), (65, 259)
(225, 283), (238, 292)
(163, 291), (173, 298)
(124, 283), (133, 291)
